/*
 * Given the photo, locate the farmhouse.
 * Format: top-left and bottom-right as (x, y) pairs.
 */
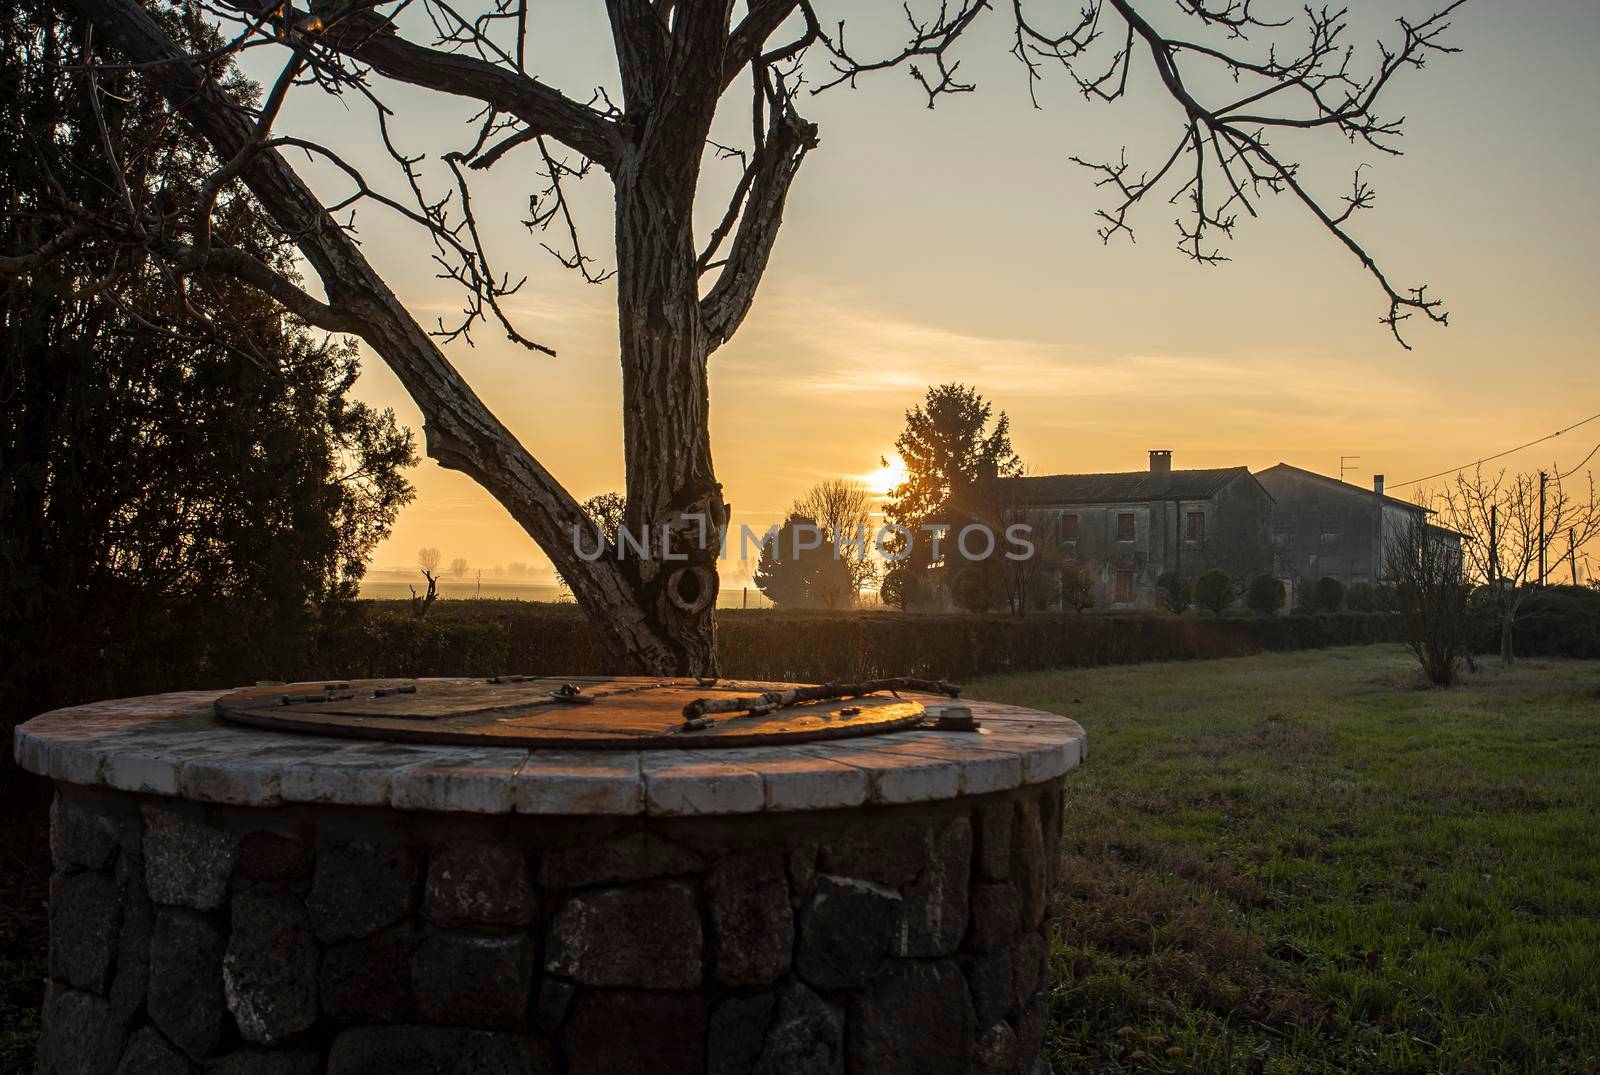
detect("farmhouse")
(1253, 463), (1459, 598)
(1007, 451), (1273, 608)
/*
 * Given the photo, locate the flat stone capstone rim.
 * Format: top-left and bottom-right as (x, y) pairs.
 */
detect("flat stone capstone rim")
(14, 680), (1087, 818)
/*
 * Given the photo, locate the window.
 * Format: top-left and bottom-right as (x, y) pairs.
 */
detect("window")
(1116, 512), (1136, 541)
(1186, 511), (1205, 541)
(1319, 510), (1341, 544)
(1270, 515), (1295, 547)
(1059, 513), (1079, 543)
(1114, 569), (1136, 603)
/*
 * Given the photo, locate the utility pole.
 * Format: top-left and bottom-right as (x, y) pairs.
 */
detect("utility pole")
(1488, 503), (1498, 590)
(1570, 528), (1580, 585)
(1538, 470), (1548, 588)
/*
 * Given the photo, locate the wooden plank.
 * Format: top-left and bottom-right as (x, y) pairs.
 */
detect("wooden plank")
(215, 677), (929, 751)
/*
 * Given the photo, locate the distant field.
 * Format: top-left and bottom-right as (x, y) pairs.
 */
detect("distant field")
(357, 573), (775, 608)
(969, 647), (1600, 1073)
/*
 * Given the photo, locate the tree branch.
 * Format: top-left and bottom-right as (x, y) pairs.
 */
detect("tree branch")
(700, 83), (816, 352)
(68, 0), (651, 645)
(260, 0), (625, 168)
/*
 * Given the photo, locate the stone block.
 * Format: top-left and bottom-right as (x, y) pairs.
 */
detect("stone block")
(968, 883), (1022, 953)
(148, 908), (228, 1062)
(896, 814), (972, 958)
(424, 842), (533, 927)
(1010, 932), (1049, 1009)
(975, 802), (1014, 881)
(224, 890), (320, 1044)
(413, 932), (534, 1031)
(1012, 798), (1047, 931)
(537, 832), (702, 889)
(753, 981), (843, 1075)
(49, 870), (122, 992)
(561, 990), (704, 1075)
(816, 819), (925, 887)
(963, 947), (1015, 1030)
(109, 882), (153, 1022)
(1012, 992), (1047, 1066)
(787, 840), (820, 906)
(642, 752), (764, 816)
(114, 1027), (194, 1074)
(204, 1051), (321, 1075)
(708, 993), (774, 1075)
(706, 851), (792, 987)
(971, 1021), (1020, 1075)
(52, 795), (123, 872)
(328, 1026), (553, 1075)
(545, 880), (702, 989)
(141, 804), (238, 911)
(320, 927), (419, 1025)
(40, 988), (126, 1075)
(795, 875), (900, 989)
(1041, 787), (1064, 894)
(848, 959), (975, 1075)
(532, 978), (575, 1035)
(237, 832), (311, 882)
(307, 839), (417, 942)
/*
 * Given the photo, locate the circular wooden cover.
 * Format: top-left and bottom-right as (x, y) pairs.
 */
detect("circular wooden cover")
(215, 676), (930, 750)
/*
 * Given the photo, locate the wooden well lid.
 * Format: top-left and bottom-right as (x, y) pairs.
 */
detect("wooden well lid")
(214, 676), (936, 750)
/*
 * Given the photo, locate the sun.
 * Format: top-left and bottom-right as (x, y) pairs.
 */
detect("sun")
(863, 456), (909, 496)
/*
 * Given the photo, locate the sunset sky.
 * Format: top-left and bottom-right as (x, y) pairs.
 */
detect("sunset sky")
(256, 0), (1600, 583)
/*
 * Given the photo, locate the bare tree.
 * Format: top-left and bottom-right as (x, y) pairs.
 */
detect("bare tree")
(417, 547), (442, 575)
(966, 469), (1059, 618)
(5, 0), (1468, 674)
(793, 478), (878, 603)
(449, 556), (470, 580)
(1383, 510), (1468, 686)
(410, 568), (439, 617)
(1430, 467), (1600, 665)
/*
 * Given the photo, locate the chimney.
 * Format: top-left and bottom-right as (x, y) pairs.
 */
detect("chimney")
(1373, 474), (1385, 497)
(1149, 450), (1172, 493)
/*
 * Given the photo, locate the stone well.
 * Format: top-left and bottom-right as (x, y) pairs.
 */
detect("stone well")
(15, 679), (1085, 1075)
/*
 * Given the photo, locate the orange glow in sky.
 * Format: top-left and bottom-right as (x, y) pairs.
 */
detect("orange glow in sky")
(242, 1), (1600, 586)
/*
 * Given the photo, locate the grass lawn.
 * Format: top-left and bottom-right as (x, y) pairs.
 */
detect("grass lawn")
(968, 645), (1600, 1074)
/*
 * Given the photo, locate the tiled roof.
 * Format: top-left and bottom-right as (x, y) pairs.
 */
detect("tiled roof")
(1254, 463), (1429, 512)
(1006, 467), (1252, 505)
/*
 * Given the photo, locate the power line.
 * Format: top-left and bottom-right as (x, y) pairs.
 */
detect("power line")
(1389, 410), (1600, 491)
(1557, 441), (1600, 481)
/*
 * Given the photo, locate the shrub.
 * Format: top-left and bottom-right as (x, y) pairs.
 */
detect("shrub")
(1193, 570), (1234, 616)
(323, 602), (1402, 683)
(1315, 576), (1345, 613)
(1245, 574), (1286, 616)
(1060, 566), (1095, 614)
(951, 566), (999, 614)
(1346, 582), (1376, 613)
(1503, 585), (1600, 658)
(878, 567), (921, 612)
(1155, 572), (1191, 614)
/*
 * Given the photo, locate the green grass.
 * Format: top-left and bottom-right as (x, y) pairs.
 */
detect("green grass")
(968, 646), (1600, 1074)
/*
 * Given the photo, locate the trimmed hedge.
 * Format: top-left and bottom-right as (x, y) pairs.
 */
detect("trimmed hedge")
(317, 602), (1403, 683)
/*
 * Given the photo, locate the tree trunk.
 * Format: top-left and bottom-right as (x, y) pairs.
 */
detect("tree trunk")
(561, 21), (732, 678)
(1499, 610), (1514, 666)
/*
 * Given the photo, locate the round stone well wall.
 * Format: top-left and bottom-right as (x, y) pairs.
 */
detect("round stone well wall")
(16, 686), (1085, 1075)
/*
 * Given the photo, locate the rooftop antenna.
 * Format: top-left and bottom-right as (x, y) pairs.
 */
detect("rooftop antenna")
(1339, 455), (1362, 484)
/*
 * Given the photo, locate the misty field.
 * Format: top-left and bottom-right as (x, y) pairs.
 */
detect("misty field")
(969, 647), (1600, 1074)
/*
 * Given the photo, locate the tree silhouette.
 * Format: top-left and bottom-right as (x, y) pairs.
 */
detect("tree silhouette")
(793, 478), (878, 599)
(887, 384), (1020, 549)
(4, 0), (1467, 674)
(754, 514), (852, 609)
